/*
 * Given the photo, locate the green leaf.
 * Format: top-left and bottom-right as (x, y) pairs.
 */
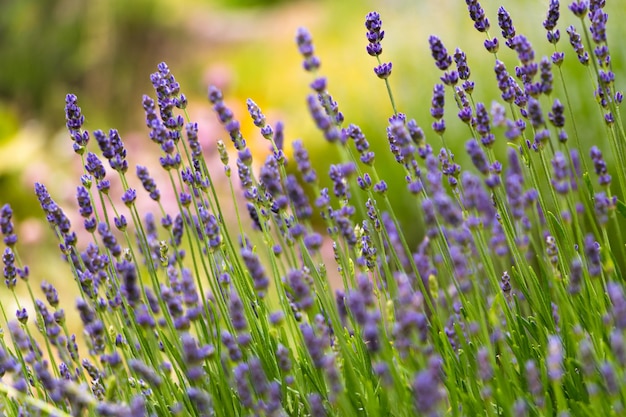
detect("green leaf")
(583, 172), (594, 197)
(547, 211), (566, 242)
(617, 199), (626, 219)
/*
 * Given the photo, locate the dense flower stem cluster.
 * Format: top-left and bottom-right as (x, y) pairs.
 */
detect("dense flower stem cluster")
(1, 2), (626, 417)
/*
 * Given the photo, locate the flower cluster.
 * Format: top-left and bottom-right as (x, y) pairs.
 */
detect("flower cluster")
(1, 2), (626, 417)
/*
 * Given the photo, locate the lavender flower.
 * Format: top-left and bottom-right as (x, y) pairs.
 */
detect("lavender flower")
(3, 247), (17, 289)
(525, 360), (544, 406)
(551, 152), (570, 194)
(182, 333), (214, 381)
(345, 124), (375, 165)
(428, 36), (452, 71)
(97, 222), (122, 258)
(136, 166), (160, 201)
(497, 7), (516, 47)
(65, 94), (89, 154)
(307, 94), (341, 143)
(0, 204), (17, 247)
(241, 247), (269, 297)
(500, 270), (512, 296)
(548, 99), (566, 139)
(431, 84), (446, 134)
(590, 146), (611, 185)
(41, 281), (59, 307)
(584, 234), (602, 277)
(365, 12), (384, 57)
(296, 27), (320, 72)
(128, 359), (163, 387)
(308, 393), (326, 417)
(569, 0), (588, 17)
(474, 102), (495, 147)
(484, 37), (499, 54)
(538, 57), (553, 95)
(374, 62), (392, 79)
(466, 139), (489, 175)
(567, 26), (589, 65)
(454, 48), (471, 81)
(465, 0), (490, 32)
(208, 85), (246, 151)
(544, 0), (561, 43)
(589, 8), (608, 44)
(547, 335), (563, 382)
(286, 269), (314, 311)
(413, 367), (443, 415)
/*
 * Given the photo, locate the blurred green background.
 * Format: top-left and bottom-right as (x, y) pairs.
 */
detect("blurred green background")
(1, 0), (625, 289)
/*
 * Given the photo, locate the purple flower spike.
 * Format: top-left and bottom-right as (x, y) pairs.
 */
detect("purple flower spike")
(466, 0), (490, 32)
(608, 281), (626, 329)
(310, 77), (327, 93)
(589, 8), (608, 44)
(484, 37), (499, 53)
(365, 12), (385, 57)
(428, 36), (452, 71)
(475, 102), (495, 147)
(3, 247), (17, 289)
(539, 57), (553, 95)
(65, 94), (89, 154)
(497, 7), (516, 46)
(136, 166), (160, 201)
(97, 222), (121, 258)
(569, 1), (588, 17)
(511, 35), (535, 66)
(241, 247), (269, 297)
(1, 204), (17, 247)
(374, 62), (392, 79)
(246, 98), (266, 128)
(594, 192), (616, 224)
(76, 186), (93, 220)
(64, 94), (84, 132)
(293, 140), (317, 184)
(466, 139), (489, 175)
(430, 84), (446, 134)
(551, 152), (570, 194)
(548, 99), (566, 128)
(307, 95), (340, 143)
(296, 27), (321, 72)
(454, 48), (471, 80)
(208, 85), (246, 151)
(413, 366), (443, 415)
(121, 189), (137, 206)
(544, 0), (560, 31)
(584, 234), (601, 276)
(304, 232), (323, 251)
(590, 146), (611, 185)
(547, 335), (564, 382)
(430, 84), (445, 119)
(567, 26), (589, 65)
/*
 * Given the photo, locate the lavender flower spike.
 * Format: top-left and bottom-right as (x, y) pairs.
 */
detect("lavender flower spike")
(428, 36), (452, 71)
(296, 27), (321, 72)
(65, 93), (89, 154)
(365, 12), (385, 57)
(544, 0), (561, 44)
(0, 204), (17, 247)
(466, 0), (490, 32)
(374, 62), (392, 79)
(567, 26), (589, 65)
(497, 7), (516, 47)
(590, 146), (611, 185)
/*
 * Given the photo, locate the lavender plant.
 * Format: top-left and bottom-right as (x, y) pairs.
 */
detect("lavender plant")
(1, 1), (625, 416)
